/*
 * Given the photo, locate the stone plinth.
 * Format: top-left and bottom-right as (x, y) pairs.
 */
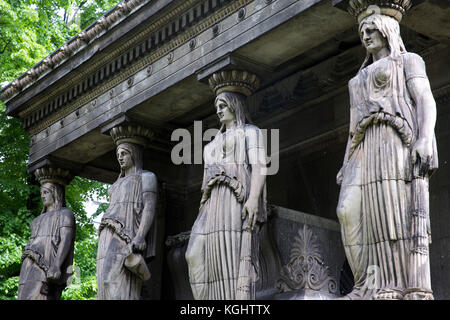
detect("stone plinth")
(164, 205), (346, 300)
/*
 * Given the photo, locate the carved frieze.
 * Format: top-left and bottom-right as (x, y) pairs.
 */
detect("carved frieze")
(1, 0), (149, 101)
(16, 0), (252, 136)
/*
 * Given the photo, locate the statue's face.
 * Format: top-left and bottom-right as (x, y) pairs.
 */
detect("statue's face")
(40, 183), (54, 208)
(117, 147), (133, 171)
(215, 94), (236, 124)
(360, 21), (387, 54)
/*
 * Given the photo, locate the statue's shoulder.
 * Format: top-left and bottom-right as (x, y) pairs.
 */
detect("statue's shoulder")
(401, 52), (427, 81)
(402, 51), (423, 62)
(60, 208), (75, 227)
(204, 138), (217, 148)
(244, 124), (262, 134)
(349, 75), (358, 86)
(60, 207), (74, 217)
(402, 52), (425, 70)
(141, 171), (158, 193)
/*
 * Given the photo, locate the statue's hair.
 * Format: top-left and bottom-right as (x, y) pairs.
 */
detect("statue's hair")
(359, 13), (406, 70)
(215, 91), (250, 133)
(116, 142), (143, 178)
(41, 182), (65, 213)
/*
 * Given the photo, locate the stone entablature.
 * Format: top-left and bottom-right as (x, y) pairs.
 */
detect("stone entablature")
(7, 0), (251, 135)
(2, 0), (248, 103)
(26, 0), (355, 174)
(0, 0), (150, 102)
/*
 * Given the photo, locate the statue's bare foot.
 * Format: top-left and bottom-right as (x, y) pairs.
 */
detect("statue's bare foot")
(404, 289), (434, 300)
(373, 289), (404, 300)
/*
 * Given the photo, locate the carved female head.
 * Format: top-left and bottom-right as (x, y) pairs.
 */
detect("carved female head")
(359, 13), (406, 69)
(116, 142), (143, 177)
(40, 182), (65, 213)
(215, 92), (248, 132)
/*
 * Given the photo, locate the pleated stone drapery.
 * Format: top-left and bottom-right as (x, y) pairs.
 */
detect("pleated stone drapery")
(186, 124), (266, 300)
(361, 123), (411, 297)
(337, 52), (437, 299)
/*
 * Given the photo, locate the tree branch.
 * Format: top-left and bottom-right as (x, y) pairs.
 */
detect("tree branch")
(0, 40), (11, 54)
(70, 1), (87, 25)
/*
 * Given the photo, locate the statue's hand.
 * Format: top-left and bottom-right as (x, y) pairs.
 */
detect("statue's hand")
(412, 138), (433, 176)
(47, 265), (61, 282)
(242, 198), (259, 230)
(131, 235), (147, 253)
(336, 167), (344, 186)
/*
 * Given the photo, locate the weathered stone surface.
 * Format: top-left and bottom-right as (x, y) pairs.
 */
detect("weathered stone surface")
(18, 167), (75, 300)
(3, 0), (450, 301)
(97, 125), (158, 299)
(270, 206), (345, 300)
(336, 4), (438, 300)
(185, 70), (267, 300)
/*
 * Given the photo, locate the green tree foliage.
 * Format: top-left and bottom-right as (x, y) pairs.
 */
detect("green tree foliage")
(0, 0), (120, 84)
(0, 0), (118, 300)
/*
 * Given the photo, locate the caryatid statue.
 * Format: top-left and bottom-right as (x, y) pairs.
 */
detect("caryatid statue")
(186, 70), (268, 300)
(18, 167), (76, 300)
(97, 125), (158, 300)
(336, 0), (438, 300)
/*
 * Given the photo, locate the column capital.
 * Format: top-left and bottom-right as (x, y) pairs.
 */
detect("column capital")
(196, 53), (273, 93)
(110, 124), (154, 148)
(208, 69), (260, 97)
(100, 113), (156, 148)
(34, 166), (73, 186)
(333, 0), (412, 23)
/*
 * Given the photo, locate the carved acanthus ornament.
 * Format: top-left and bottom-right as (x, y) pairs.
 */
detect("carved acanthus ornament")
(277, 225), (337, 295)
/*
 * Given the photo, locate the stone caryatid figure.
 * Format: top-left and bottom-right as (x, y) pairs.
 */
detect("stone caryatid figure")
(18, 167), (76, 300)
(336, 0), (438, 300)
(186, 70), (268, 300)
(97, 125), (158, 300)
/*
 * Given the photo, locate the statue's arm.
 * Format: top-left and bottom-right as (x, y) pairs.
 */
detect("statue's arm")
(405, 54), (437, 172)
(242, 126), (267, 229)
(132, 172), (158, 252)
(245, 162), (266, 219)
(47, 210), (75, 281)
(337, 136), (352, 185)
(337, 81), (357, 185)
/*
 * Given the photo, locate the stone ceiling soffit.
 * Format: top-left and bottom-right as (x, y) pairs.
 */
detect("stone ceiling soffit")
(27, 155), (84, 175)
(100, 113), (178, 136)
(196, 53), (275, 85)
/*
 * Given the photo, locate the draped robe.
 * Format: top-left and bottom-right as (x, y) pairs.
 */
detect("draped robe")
(337, 52), (438, 299)
(186, 124), (267, 300)
(97, 171), (156, 300)
(18, 208), (75, 300)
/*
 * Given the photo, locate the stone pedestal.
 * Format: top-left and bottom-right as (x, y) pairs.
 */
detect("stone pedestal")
(164, 204), (346, 300)
(270, 205), (346, 300)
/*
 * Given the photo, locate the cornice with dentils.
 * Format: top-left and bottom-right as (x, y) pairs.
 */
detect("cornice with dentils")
(0, 0), (149, 102)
